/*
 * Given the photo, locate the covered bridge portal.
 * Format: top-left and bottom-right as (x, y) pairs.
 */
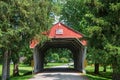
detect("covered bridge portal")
(31, 23), (87, 73)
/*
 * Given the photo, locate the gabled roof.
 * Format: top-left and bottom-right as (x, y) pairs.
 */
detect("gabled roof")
(45, 22), (84, 38)
(30, 22), (87, 48)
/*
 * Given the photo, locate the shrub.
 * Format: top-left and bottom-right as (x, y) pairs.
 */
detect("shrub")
(59, 57), (69, 63)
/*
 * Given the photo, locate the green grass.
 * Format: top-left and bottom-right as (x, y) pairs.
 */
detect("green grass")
(0, 63), (67, 80)
(10, 64), (33, 80)
(0, 64), (33, 80)
(85, 66), (112, 80)
(10, 75), (33, 80)
(0, 63), (113, 80)
(45, 62), (67, 68)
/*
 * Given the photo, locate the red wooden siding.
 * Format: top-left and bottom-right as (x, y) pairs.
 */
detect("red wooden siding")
(48, 23), (83, 38)
(30, 22), (87, 48)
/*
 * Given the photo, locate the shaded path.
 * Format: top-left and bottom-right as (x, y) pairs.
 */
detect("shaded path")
(29, 64), (88, 80)
(29, 72), (88, 80)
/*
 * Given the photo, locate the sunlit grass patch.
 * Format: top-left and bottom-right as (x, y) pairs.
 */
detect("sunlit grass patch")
(45, 62), (67, 68)
(85, 66), (112, 80)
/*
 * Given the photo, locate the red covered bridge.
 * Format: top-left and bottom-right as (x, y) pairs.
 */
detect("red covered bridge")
(31, 22), (87, 73)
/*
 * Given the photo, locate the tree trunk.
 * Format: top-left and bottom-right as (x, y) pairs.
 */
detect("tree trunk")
(103, 65), (106, 72)
(112, 73), (120, 80)
(13, 63), (19, 76)
(2, 50), (11, 80)
(112, 63), (120, 80)
(94, 63), (99, 74)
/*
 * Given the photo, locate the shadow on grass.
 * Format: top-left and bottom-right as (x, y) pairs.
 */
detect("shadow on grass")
(86, 71), (112, 80)
(10, 75), (33, 80)
(11, 71), (33, 80)
(19, 70), (32, 74)
(19, 64), (31, 67)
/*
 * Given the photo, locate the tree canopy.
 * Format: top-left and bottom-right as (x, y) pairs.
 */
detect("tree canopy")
(0, 0), (54, 79)
(61, 0), (120, 79)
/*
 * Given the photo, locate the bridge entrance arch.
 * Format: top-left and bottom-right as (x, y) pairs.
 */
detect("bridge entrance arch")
(31, 23), (87, 73)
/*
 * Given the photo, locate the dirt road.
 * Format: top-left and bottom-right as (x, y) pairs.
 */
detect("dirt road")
(29, 64), (88, 80)
(29, 72), (88, 80)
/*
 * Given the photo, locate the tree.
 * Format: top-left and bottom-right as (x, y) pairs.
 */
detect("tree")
(61, 0), (120, 79)
(84, 0), (120, 78)
(45, 48), (72, 63)
(20, 44), (33, 65)
(105, 44), (120, 80)
(61, 0), (88, 33)
(0, 0), (54, 79)
(0, 49), (3, 63)
(0, 1), (21, 79)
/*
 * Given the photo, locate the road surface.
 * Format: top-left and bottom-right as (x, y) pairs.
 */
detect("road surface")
(29, 72), (88, 80)
(29, 64), (88, 80)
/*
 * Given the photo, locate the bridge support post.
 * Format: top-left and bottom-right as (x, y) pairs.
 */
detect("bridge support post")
(73, 51), (77, 70)
(82, 46), (87, 73)
(33, 46), (43, 73)
(76, 48), (82, 72)
(76, 46), (86, 73)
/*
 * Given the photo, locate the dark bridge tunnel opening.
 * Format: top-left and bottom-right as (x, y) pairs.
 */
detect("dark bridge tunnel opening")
(43, 48), (75, 72)
(33, 38), (86, 73)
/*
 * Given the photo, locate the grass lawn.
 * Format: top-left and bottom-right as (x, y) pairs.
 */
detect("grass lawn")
(0, 64), (33, 80)
(0, 63), (67, 80)
(10, 64), (34, 80)
(0, 63), (113, 80)
(85, 66), (112, 80)
(45, 62), (67, 68)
